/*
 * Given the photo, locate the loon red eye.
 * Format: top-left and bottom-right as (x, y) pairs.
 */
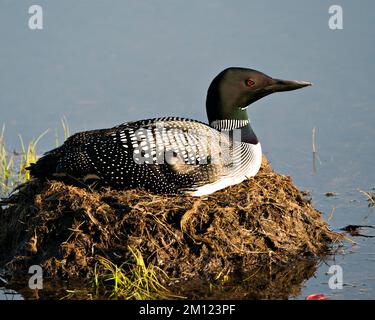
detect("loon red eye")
(245, 79), (255, 87)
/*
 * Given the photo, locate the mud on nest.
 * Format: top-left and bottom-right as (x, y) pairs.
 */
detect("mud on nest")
(0, 157), (342, 284)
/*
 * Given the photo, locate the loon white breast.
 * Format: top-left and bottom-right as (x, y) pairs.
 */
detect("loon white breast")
(27, 67), (311, 196)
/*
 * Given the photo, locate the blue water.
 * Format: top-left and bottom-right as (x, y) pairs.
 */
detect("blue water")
(0, 0), (374, 299)
(0, 288), (23, 300)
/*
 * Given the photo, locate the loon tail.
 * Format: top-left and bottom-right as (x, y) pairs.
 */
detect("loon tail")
(26, 149), (60, 179)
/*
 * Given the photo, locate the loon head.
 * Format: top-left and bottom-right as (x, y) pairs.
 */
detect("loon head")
(206, 67), (312, 123)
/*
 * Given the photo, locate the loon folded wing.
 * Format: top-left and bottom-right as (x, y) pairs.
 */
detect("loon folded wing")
(111, 117), (232, 192)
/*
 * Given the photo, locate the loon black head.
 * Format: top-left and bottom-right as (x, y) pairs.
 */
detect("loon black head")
(206, 67), (312, 123)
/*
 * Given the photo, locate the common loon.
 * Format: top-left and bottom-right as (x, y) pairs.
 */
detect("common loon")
(27, 68), (311, 196)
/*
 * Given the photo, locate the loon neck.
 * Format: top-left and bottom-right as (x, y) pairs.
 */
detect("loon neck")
(209, 119), (259, 145)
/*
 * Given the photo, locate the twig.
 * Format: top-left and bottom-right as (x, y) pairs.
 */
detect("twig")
(312, 127), (317, 154)
(328, 207), (336, 222)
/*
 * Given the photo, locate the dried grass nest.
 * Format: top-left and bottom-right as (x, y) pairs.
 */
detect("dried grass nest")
(0, 157), (341, 283)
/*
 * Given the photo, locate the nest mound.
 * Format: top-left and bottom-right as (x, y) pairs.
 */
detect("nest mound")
(0, 158), (341, 284)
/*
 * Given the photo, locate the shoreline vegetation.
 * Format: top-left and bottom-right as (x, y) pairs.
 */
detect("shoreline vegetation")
(0, 118), (69, 196)
(1, 121), (343, 299)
